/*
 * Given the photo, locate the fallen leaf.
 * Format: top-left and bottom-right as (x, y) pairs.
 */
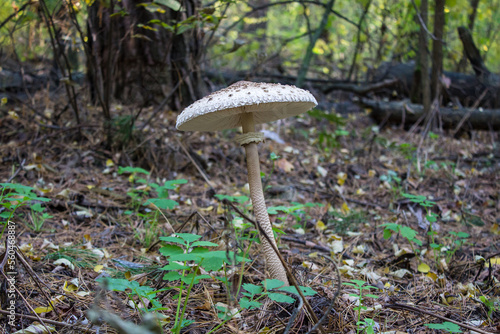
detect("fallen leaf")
(276, 158), (294, 173)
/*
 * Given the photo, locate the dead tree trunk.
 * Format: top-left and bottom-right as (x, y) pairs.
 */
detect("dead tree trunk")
(458, 26), (500, 108)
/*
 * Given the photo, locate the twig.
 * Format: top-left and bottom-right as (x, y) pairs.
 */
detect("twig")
(384, 302), (494, 334)
(451, 88), (489, 136)
(0, 1), (34, 30)
(175, 137), (215, 190)
(221, 199), (327, 334)
(0, 309), (91, 330)
(410, 0), (439, 41)
(305, 254), (341, 334)
(281, 289), (304, 334)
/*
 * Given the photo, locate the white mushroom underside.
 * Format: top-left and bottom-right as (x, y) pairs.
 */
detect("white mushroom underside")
(176, 81), (318, 131)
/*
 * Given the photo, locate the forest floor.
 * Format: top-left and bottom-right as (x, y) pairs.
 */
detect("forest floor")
(0, 93), (499, 334)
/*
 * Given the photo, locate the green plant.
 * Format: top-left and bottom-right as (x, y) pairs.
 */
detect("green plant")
(308, 109), (348, 153)
(424, 321), (462, 333)
(119, 166), (187, 246)
(444, 231), (470, 263)
(0, 183), (51, 239)
(326, 210), (366, 235)
(268, 202), (323, 232)
(210, 279), (316, 333)
(478, 295), (500, 319)
(402, 193), (440, 264)
(342, 279), (379, 334)
(28, 203), (53, 232)
(97, 277), (165, 313)
(159, 233), (249, 333)
(262, 152), (280, 190)
(381, 223), (422, 253)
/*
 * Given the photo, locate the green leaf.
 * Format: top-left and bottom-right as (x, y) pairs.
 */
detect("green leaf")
(162, 179), (188, 189)
(383, 228), (393, 239)
(180, 273), (211, 284)
(191, 240), (219, 247)
(242, 283), (263, 297)
(163, 271), (183, 282)
(117, 166), (150, 175)
(160, 236), (186, 246)
(400, 226), (417, 240)
(176, 233), (202, 244)
(160, 262), (189, 270)
(365, 294), (379, 299)
(278, 285), (317, 297)
(168, 253), (204, 262)
(144, 198), (178, 210)
(267, 206), (290, 214)
(263, 279), (286, 290)
(349, 279), (367, 288)
(194, 250), (249, 271)
(239, 297), (262, 310)
(214, 194), (249, 204)
(267, 292), (295, 303)
(159, 244), (184, 257)
(424, 322), (462, 333)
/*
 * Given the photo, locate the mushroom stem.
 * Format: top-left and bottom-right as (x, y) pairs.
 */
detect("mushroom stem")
(240, 113), (289, 286)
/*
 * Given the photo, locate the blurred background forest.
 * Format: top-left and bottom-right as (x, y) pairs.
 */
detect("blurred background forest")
(1, 0), (499, 146)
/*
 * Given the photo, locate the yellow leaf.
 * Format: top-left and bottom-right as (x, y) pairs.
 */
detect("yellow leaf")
(491, 223), (500, 235)
(199, 206), (213, 212)
(63, 281), (78, 292)
(1, 97), (7, 105)
(316, 220), (326, 231)
(418, 262), (430, 273)
(356, 188), (365, 195)
(337, 172), (347, 185)
(217, 204), (225, 215)
(106, 159), (114, 167)
(426, 271), (438, 281)
(94, 265), (104, 273)
(308, 252), (318, 258)
(86, 185), (95, 189)
(34, 305), (53, 314)
(8, 110), (19, 119)
(486, 257), (500, 267)
(341, 202), (350, 215)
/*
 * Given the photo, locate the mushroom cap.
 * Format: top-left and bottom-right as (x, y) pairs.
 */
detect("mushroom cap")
(176, 81), (318, 131)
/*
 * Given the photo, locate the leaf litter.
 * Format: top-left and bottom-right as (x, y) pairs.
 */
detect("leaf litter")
(0, 99), (498, 333)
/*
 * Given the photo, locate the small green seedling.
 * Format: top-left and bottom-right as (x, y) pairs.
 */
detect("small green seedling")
(0, 183), (51, 238)
(343, 279), (379, 334)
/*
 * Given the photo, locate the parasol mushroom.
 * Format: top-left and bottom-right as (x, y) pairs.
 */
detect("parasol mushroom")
(176, 81), (318, 285)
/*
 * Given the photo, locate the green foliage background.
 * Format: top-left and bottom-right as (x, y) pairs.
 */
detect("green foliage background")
(1, 0), (499, 80)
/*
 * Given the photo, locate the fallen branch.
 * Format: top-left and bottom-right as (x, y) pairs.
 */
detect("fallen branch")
(361, 99), (500, 131)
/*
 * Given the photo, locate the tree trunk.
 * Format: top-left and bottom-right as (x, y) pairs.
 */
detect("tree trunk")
(411, 0), (430, 117)
(431, 0), (445, 101)
(458, 26), (500, 108)
(295, 0), (335, 87)
(86, 0), (206, 109)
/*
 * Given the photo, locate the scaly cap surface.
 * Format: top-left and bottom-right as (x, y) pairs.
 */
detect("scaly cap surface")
(176, 81), (318, 131)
